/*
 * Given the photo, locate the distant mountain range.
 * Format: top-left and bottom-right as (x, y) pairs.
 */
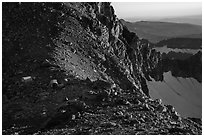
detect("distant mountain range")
(159, 15), (202, 26)
(124, 15), (202, 26)
(121, 19), (202, 43)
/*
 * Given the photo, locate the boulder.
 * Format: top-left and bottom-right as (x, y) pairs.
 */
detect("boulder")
(49, 79), (58, 89)
(21, 76), (33, 83)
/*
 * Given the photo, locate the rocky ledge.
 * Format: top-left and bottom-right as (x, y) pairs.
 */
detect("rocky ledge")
(2, 2), (202, 135)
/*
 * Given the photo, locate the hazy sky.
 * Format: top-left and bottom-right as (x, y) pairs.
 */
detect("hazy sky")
(111, 2), (202, 19)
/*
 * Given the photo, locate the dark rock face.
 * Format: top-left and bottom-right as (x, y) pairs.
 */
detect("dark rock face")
(156, 38), (202, 49)
(2, 2), (201, 135)
(157, 51), (202, 83)
(161, 52), (193, 60)
(149, 37), (202, 83)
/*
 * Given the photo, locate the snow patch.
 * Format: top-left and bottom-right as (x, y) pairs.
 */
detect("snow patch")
(147, 71), (202, 118)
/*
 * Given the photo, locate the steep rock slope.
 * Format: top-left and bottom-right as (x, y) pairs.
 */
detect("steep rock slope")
(2, 2), (201, 135)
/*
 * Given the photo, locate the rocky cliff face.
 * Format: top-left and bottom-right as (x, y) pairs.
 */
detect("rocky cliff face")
(2, 2), (201, 135)
(3, 2), (161, 99)
(155, 51), (202, 83)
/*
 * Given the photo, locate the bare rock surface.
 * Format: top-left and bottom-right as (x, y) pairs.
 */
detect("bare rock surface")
(2, 2), (201, 135)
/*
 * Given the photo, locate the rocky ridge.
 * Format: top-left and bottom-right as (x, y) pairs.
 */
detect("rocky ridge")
(155, 51), (202, 83)
(2, 2), (202, 134)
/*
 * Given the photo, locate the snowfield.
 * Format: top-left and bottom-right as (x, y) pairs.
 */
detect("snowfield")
(147, 71), (202, 118)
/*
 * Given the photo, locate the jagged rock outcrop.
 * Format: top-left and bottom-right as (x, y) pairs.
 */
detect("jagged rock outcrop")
(2, 2), (201, 135)
(156, 51), (202, 83)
